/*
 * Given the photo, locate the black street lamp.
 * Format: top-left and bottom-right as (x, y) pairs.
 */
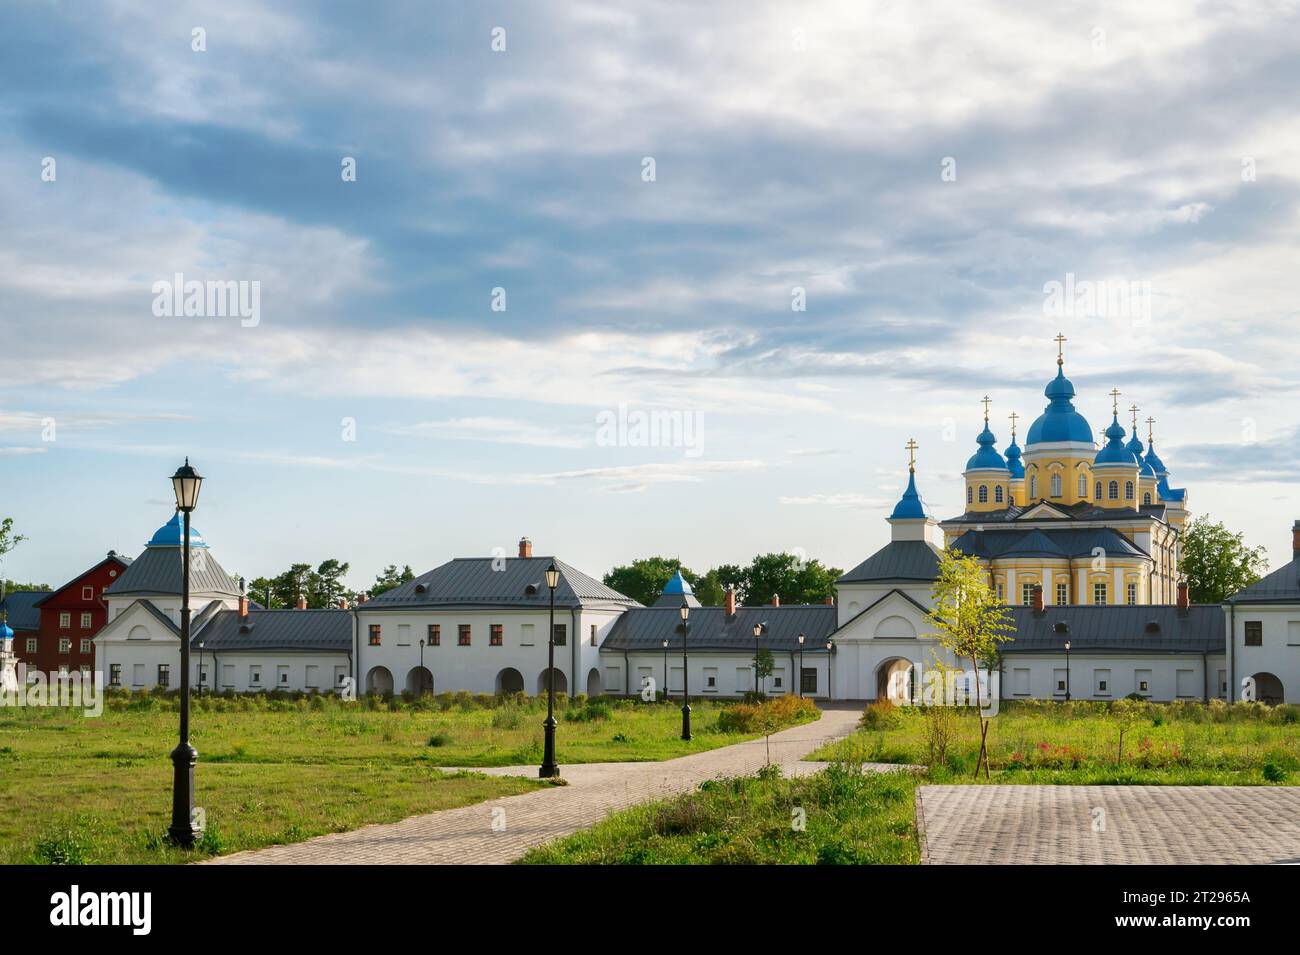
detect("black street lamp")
(661, 637), (669, 702)
(797, 632), (805, 698)
(197, 641), (205, 698)
(1064, 640), (1072, 702)
(168, 457), (202, 848)
(826, 639), (834, 701)
(679, 600), (691, 740)
(419, 638), (427, 695)
(539, 562), (562, 778)
(752, 621), (764, 696)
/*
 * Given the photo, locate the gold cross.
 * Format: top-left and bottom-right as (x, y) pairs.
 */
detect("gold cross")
(1008, 411), (1019, 438)
(905, 438), (918, 471)
(1054, 333), (1067, 365)
(1108, 388), (1121, 415)
(1129, 402), (1140, 430)
(1146, 416), (1155, 441)
(981, 395), (992, 422)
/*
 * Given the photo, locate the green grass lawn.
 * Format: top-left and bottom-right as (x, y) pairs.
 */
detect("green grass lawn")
(520, 764), (920, 865)
(810, 699), (1300, 785)
(0, 693), (816, 864)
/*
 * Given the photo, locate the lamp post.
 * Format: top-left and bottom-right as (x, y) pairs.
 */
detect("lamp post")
(1064, 640), (1072, 702)
(168, 458), (202, 848)
(752, 622), (763, 697)
(679, 600), (691, 740)
(539, 562), (561, 778)
(826, 640), (834, 701)
(797, 632), (805, 698)
(419, 638), (426, 695)
(661, 637), (669, 702)
(197, 641), (205, 698)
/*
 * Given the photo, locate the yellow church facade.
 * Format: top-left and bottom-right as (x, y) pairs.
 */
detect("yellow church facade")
(943, 336), (1187, 608)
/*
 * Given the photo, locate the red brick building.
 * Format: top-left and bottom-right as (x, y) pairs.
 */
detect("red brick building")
(21, 552), (132, 676)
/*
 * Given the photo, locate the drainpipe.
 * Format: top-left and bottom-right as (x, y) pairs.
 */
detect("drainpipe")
(1201, 649), (1208, 704)
(1227, 602), (1235, 702)
(570, 606), (579, 698)
(351, 606), (359, 695)
(622, 649), (629, 696)
(790, 651), (797, 697)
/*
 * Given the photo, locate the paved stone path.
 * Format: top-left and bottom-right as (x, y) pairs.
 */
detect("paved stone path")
(208, 704), (865, 865)
(918, 784), (1300, 865)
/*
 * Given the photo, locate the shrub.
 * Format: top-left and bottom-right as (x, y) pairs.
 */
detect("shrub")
(426, 732), (451, 748)
(860, 700), (901, 731)
(565, 700), (611, 723)
(31, 818), (101, 865)
(716, 695), (817, 734)
(1264, 762), (1288, 782)
(492, 705), (526, 730)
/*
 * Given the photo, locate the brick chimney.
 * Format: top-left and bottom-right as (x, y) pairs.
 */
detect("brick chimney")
(724, 587), (736, 617)
(770, 594), (780, 607)
(519, 537), (533, 559)
(338, 597), (349, 610)
(238, 576), (249, 620)
(1177, 581), (1189, 611)
(1032, 584), (1044, 614)
(1293, 519), (1300, 560)
(296, 595), (307, 611)
(823, 594), (835, 606)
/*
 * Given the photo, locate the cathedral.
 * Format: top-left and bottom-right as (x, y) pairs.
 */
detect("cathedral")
(943, 334), (1188, 608)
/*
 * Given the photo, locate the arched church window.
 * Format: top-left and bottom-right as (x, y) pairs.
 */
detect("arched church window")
(1095, 481), (1103, 500)
(994, 485), (1003, 503)
(967, 486), (973, 504)
(1125, 481), (1134, 500)
(1030, 476), (1038, 498)
(1079, 475), (1088, 497)
(1050, 474), (1062, 497)
(1108, 480), (1119, 500)
(978, 485), (988, 503)
(1144, 492), (1152, 505)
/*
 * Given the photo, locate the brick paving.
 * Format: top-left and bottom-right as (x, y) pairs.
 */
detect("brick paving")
(918, 784), (1300, 865)
(207, 703), (865, 865)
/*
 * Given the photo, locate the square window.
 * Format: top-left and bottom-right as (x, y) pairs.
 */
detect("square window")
(109, 663), (121, 686)
(1244, 621), (1262, 646)
(59, 612), (70, 628)
(1126, 583), (1137, 606)
(1056, 583), (1068, 605)
(552, 624), (567, 646)
(590, 623), (598, 647)
(1093, 584), (1107, 606)
(25, 637), (37, 652)
(427, 624), (440, 646)
(158, 664), (170, 687)
(58, 638), (71, 654)
(458, 624), (471, 646)
(82, 586), (93, 600)
(79, 639), (91, 653)
(80, 612), (92, 629)
(490, 624), (503, 647)
(801, 668), (818, 693)
(368, 624), (381, 646)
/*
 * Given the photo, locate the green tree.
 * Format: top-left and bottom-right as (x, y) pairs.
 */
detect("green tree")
(929, 549), (1015, 778)
(246, 576), (283, 609)
(1110, 697), (1148, 765)
(0, 517), (25, 562)
(740, 553), (841, 606)
(695, 564), (744, 606)
(370, 564), (415, 597)
(3, 580), (50, 594)
(314, 558), (352, 607)
(754, 647), (775, 694)
(1181, 515), (1269, 603)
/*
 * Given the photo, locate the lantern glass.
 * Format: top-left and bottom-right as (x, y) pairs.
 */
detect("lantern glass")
(544, 562), (560, 589)
(679, 600), (689, 622)
(798, 633), (805, 645)
(171, 458), (203, 512)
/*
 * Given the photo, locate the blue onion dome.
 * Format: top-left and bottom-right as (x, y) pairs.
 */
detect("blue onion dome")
(1093, 414), (1133, 466)
(1004, 435), (1025, 479)
(1026, 365), (1094, 444)
(0, 616), (12, 642)
(1144, 437), (1168, 476)
(661, 569), (693, 597)
(890, 468), (928, 519)
(965, 423), (1008, 471)
(146, 511), (209, 548)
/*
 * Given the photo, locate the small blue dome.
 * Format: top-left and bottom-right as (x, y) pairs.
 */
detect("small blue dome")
(1093, 415), (1134, 466)
(660, 569), (694, 596)
(1004, 437), (1025, 480)
(1025, 366), (1095, 444)
(146, 512), (209, 548)
(890, 469), (929, 519)
(1124, 433), (1155, 476)
(0, 619), (12, 642)
(1144, 438), (1168, 476)
(965, 424), (1008, 471)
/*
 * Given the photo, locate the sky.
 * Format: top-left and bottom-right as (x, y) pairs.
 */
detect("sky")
(2, 0), (1300, 592)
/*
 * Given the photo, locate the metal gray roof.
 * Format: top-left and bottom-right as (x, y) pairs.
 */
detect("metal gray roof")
(193, 608), (352, 652)
(104, 546), (241, 600)
(949, 527), (1150, 561)
(0, 590), (45, 631)
(1225, 557), (1300, 604)
(601, 605), (837, 652)
(838, 540), (943, 584)
(366, 557), (640, 610)
(1002, 605), (1224, 653)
